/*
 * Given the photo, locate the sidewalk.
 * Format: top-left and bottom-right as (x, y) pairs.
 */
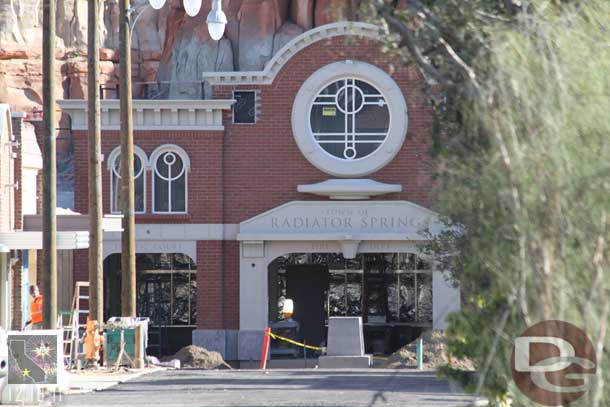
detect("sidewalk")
(60, 366), (164, 395)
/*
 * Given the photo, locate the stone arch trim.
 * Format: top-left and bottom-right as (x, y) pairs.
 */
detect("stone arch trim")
(149, 143), (192, 171)
(106, 145), (149, 171)
(201, 22), (384, 86)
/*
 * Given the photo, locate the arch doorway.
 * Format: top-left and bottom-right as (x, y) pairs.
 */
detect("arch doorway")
(268, 252), (433, 355)
(103, 253), (197, 356)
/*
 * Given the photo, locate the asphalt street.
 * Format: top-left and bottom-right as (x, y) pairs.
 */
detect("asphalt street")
(55, 368), (476, 407)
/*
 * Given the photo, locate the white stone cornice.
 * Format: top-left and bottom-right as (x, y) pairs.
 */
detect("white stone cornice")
(58, 99), (235, 131)
(0, 231), (89, 250)
(298, 179), (403, 200)
(201, 22), (384, 86)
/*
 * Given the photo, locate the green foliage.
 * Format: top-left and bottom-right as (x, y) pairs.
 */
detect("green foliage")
(434, 2), (610, 405)
(364, 0), (610, 405)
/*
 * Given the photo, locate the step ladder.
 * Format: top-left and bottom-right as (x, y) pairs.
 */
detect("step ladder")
(63, 282), (90, 369)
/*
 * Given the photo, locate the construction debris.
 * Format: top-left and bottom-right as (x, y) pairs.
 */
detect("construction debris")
(166, 345), (231, 370)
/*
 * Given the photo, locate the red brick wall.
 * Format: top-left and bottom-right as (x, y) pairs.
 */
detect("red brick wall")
(73, 130), (224, 223)
(71, 34), (435, 331)
(10, 259), (22, 330)
(215, 35), (435, 223)
(195, 240), (239, 330)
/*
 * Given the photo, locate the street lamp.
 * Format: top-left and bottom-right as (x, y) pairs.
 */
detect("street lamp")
(148, 0), (226, 40)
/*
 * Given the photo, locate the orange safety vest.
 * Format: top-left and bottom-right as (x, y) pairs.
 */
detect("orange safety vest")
(31, 295), (43, 324)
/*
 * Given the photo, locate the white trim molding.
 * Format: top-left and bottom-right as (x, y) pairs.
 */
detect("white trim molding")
(201, 22), (384, 86)
(298, 179), (402, 200)
(0, 231), (89, 250)
(149, 144), (191, 171)
(58, 99), (235, 131)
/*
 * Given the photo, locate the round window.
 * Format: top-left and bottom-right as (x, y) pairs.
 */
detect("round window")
(293, 61), (408, 177)
(310, 78), (390, 161)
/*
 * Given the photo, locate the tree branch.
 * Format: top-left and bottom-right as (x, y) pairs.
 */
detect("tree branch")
(381, 10), (456, 89)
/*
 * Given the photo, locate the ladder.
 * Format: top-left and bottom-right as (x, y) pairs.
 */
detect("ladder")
(63, 282), (90, 369)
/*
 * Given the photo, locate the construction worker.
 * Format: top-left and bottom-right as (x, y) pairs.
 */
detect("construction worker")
(25, 285), (43, 329)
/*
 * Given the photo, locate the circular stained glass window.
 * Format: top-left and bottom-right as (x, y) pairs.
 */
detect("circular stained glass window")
(293, 61), (408, 177)
(310, 78), (390, 161)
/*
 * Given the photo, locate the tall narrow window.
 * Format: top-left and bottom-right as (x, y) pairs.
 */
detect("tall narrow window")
(109, 146), (147, 214)
(151, 145), (189, 214)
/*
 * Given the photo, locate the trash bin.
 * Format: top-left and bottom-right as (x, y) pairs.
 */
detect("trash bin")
(104, 317), (148, 368)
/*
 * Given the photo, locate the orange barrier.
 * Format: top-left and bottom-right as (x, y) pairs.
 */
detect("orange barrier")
(259, 327), (271, 369)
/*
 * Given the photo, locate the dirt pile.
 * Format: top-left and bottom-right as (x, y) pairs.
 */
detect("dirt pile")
(381, 331), (475, 370)
(167, 345), (231, 370)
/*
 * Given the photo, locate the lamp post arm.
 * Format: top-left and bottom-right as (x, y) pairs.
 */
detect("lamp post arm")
(128, 4), (151, 44)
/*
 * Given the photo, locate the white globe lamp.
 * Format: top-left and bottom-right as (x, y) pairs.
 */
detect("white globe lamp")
(145, 0), (224, 41)
(148, 0), (166, 10)
(206, 0), (227, 40)
(183, 0), (202, 17)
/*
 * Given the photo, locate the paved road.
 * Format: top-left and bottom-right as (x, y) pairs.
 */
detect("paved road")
(55, 369), (475, 407)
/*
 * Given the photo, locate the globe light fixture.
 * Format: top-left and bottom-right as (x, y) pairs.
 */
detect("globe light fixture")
(183, 0), (202, 17)
(148, 0), (166, 10)
(206, 0), (227, 40)
(144, 0), (225, 39)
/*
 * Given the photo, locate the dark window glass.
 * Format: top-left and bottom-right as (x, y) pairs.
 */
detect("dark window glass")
(111, 152), (145, 213)
(154, 151), (187, 213)
(135, 253), (197, 326)
(233, 91), (256, 124)
(309, 78), (390, 160)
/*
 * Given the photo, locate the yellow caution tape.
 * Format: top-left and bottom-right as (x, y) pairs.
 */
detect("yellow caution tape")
(267, 331), (325, 352)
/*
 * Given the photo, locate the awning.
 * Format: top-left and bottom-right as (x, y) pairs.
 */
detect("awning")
(0, 231), (89, 250)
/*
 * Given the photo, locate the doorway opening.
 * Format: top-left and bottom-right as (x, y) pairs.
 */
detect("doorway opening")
(268, 253), (433, 355)
(103, 253), (197, 356)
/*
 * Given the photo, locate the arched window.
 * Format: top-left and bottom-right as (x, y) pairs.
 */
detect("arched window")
(108, 146), (147, 214)
(151, 145), (190, 214)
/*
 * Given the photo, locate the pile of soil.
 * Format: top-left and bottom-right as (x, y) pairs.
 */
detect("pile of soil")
(381, 331), (474, 370)
(166, 345), (231, 370)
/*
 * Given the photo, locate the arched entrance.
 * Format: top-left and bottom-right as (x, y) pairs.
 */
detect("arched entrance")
(267, 252), (432, 355)
(234, 200), (460, 362)
(103, 253), (197, 356)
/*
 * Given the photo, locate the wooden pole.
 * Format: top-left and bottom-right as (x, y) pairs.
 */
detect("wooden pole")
(88, 0), (103, 324)
(42, 0), (57, 330)
(119, 0), (136, 317)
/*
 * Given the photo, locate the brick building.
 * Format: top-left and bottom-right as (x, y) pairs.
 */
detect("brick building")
(60, 23), (460, 362)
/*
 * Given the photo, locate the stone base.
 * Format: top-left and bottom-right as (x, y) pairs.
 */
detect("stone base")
(238, 330), (266, 362)
(192, 329), (238, 361)
(318, 355), (372, 369)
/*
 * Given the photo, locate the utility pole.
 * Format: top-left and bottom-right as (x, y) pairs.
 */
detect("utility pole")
(119, 0), (136, 317)
(88, 0), (103, 324)
(42, 0), (57, 329)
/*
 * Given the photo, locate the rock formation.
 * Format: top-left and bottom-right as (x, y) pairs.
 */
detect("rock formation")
(0, 0), (363, 111)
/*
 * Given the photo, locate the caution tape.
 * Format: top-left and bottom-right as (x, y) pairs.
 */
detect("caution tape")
(267, 331), (325, 352)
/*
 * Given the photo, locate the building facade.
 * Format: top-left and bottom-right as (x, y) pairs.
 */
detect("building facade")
(61, 22), (460, 361)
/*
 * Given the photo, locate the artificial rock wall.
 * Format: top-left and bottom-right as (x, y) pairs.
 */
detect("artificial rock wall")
(0, 0), (364, 112)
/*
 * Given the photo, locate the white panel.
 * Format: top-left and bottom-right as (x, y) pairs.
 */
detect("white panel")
(433, 271), (461, 330)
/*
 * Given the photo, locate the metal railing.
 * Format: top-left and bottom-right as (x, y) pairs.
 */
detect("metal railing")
(100, 81), (208, 100)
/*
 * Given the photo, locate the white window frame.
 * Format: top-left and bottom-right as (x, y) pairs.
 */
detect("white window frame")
(292, 61), (408, 177)
(150, 144), (191, 214)
(107, 145), (148, 214)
